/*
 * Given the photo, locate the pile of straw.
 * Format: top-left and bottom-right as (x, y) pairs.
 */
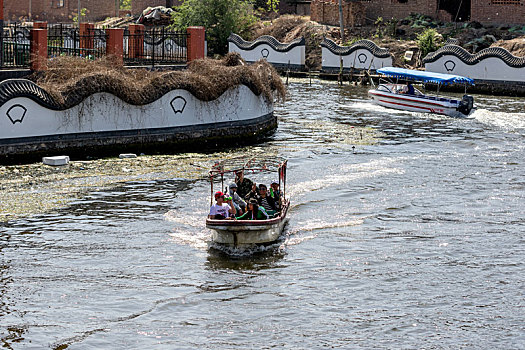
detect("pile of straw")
(29, 53), (286, 109)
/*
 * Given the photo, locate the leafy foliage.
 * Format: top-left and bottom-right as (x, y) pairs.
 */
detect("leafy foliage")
(266, 0), (279, 13)
(120, 0), (132, 10)
(73, 8), (87, 24)
(417, 28), (443, 59)
(171, 0), (258, 55)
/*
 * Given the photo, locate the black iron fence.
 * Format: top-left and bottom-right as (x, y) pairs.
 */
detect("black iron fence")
(123, 27), (188, 66)
(47, 27), (106, 60)
(1, 24), (188, 69)
(2, 23), (33, 68)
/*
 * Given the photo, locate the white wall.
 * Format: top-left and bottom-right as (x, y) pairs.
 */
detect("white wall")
(322, 47), (393, 71)
(228, 43), (305, 67)
(425, 56), (525, 82)
(0, 85), (272, 140)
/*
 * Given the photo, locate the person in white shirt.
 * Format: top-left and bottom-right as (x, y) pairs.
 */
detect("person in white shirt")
(208, 191), (236, 219)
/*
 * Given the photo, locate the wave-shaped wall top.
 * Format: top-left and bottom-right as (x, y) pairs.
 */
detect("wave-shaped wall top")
(423, 45), (525, 68)
(227, 33), (305, 52)
(320, 38), (392, 59)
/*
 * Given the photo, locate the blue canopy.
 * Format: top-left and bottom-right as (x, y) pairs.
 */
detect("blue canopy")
(377, 67), (474, 85)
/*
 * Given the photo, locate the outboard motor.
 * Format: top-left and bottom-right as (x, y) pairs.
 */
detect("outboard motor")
(457, 94), (474, 116)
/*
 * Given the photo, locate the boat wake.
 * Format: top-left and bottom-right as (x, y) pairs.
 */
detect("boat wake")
(472, 108), (525, 132)
(164, 210), (210, 251)
(345, 101), (416, 116)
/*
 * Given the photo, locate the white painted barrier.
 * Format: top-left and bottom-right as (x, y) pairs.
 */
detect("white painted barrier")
(0, 80), (274, 157)
(228, 33), (305, 70)
(321, 38), (393, 72)
(424, 45), (525, 83)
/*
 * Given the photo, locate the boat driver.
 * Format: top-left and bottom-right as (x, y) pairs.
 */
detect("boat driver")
(398, 83), (415, 95)
(234, 170), (254, 198)
(208, 191), (236, 219)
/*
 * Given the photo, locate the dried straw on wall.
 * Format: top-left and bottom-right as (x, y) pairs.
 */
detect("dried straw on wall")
(29, 53), (286, 109)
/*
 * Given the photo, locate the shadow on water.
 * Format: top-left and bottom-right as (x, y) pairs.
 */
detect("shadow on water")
(205, 221), (293, 270)
(205, 247), (287, 271)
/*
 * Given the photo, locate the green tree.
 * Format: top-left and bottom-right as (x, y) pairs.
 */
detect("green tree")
(417, 28), (443, 59)
(171, 0), (257, 55)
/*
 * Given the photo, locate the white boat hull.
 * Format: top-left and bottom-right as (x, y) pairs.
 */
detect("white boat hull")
(368, 87), (468, 118)
(206, 201), (289, 248)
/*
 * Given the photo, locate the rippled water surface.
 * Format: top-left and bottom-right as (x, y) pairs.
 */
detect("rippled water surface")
(1, 80), (524, 349)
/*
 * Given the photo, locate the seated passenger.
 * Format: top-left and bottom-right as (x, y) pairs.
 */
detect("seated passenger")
(228, 183), (246, 215)
(257, 184), (278, 215)
(208, 191), (236, 220)
(245, 183), (278, 216)
(269, 180), (281, 210)
(236, 199), (269, 220)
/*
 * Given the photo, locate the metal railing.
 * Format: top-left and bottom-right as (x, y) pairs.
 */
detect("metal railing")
(1, 23), (33, 67)
(124, 27), (188, 66)
(1, 24), (189, 69)
(47, 27), (106, 60)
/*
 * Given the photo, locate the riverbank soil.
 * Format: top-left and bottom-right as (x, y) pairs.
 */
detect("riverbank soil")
(252, 15), (525, 71)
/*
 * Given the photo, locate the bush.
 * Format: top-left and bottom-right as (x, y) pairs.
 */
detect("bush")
(171, 0), (258, 55)
(417, 28), (443, 59)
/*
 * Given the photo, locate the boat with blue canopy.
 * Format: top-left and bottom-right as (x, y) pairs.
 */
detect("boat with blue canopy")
(368, 67), (475, 118)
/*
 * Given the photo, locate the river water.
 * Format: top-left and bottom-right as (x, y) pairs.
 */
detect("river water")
(1, 80), (524, 349)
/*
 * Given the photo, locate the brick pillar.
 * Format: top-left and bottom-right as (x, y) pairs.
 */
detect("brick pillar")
(186, 26), (205, 62)
(106, 28), (124, 65)
(30, 29), (48, 71)
(33, 21), (47, 29)
(128, 24), (144, 59)
(80, 22), (95, 57)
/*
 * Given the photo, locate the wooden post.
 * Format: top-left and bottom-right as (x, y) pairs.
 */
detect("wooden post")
(30, 28), (48, 71)
(186, 26), (205, 62)
(106, 28), (124, 65)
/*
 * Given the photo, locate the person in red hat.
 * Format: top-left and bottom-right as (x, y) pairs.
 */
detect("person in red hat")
(208, 191), (236, 219)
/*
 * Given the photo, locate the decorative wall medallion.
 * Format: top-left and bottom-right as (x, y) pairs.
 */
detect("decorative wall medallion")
(6, 104), (27, 124)
(261, 48), (270, 58)
(358, 53), (368, 64)
(170, 96), (187, 114)
(444, 60), (456, 72)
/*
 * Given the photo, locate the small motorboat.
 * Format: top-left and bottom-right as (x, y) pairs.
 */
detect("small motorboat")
(368, 67), (475, 118)
(205, 157), (289, 249)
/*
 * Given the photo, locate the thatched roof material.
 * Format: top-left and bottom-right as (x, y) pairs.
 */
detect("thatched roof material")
(29, 53), (286, 109)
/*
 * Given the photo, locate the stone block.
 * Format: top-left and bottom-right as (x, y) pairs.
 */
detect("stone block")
(42, 156), (70, 166)
(119, 153), (137, 159)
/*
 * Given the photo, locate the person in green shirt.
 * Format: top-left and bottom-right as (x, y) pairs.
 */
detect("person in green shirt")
(236, 198), (269, 220)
